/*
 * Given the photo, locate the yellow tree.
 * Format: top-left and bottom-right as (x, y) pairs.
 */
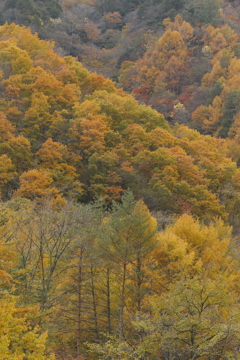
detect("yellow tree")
(0, 295), (54, 360)
(0, 221), (54, 360)
(164, 15), (194, 43)
(202, 25), (238, 55)
(0, 112), (32, 174)
(148, 29), (187, 68)
(0, 155), (16, 199)
(191, 96), (223, 135)
(136, 29), (187, 95)
(90, 215), (240, 359)
(36, 138), (82, 198)
(136, 214), (240, 358)
(14, 169), (60, 201)
(153, 215), (235, 283)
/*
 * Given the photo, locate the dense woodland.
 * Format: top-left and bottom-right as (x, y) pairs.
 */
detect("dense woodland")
(1, 0), (240, 359)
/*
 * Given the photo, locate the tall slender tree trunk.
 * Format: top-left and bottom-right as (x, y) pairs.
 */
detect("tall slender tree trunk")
(39, 235), (46, 311)
(119, 261), (127, 342)
(107, 267), (111, 335)
(77, 248), (83, 359)
(136, 256), (142, 312)
(90, 266), (99, 340)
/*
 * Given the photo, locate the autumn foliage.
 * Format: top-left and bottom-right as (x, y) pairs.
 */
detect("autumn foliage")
(0, 23), (238, 223)
(1, 18), (240, 359)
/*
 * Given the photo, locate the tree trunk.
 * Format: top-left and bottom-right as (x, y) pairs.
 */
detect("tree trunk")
(107, 267), (111, 335)
(77, 248), (83, 359)
(136, 256), (142, 312)
(119, 262), (127, 342)
(90, 265), (99, 340)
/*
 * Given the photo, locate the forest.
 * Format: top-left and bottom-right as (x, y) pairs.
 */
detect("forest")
(1, 0), (240, 359)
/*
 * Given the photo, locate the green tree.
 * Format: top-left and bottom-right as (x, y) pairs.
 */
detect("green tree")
(133, 274), (240, 360)
(99, 190), (157, 342)
(182, 0), (221, 26)
(219, 90), (240, 138)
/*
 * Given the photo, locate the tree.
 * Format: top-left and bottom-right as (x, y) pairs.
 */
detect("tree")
(135, 28), (187, 96)
(132, 274), (240, 360)
(14, 169), (60, 200)
(36, 138), (82, 198)
(105, 12), (122, 25)
(99, 190), (157, 342)
(0, 294), (55, 360)
(0, 112), (32, 175)
(0, 218), (54, 360)
(164, 15), (194, 42)
(182, 0), (221, 26)
(0, 155), (16, 199)
(91, 214), (240, 359)
(49, 201), (103, 358)
(219, 90), (240, 138)
(3, 0), (62, 27)
(153, 214), (234, 284)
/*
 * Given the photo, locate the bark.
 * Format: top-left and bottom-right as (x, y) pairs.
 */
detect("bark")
(90, 266), (99, 340)
(119, 261), (127, 342)
(77, 248), (83, 359)
(107, 267), (111, 334)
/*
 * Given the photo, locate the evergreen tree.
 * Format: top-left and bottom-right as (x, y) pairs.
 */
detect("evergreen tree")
(99, 190), (157, 342)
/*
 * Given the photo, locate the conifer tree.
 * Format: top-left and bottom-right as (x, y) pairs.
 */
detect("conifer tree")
(99, 190), (157, 342)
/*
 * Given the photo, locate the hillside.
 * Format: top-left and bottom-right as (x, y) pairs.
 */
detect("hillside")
(0, 0), (239, 78)
(1, 1), (240, 359)
(1, 1), (240, 140)
(0, 23), (240, 225)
